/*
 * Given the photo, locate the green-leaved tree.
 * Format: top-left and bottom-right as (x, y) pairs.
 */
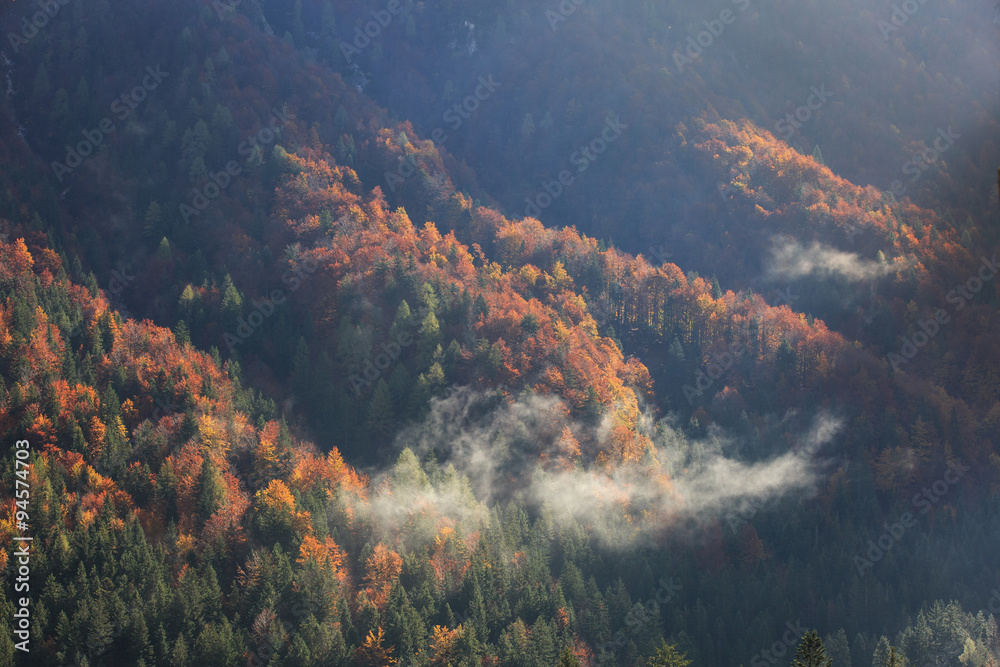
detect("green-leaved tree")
(791, 630), (833, 667)
(647, 638), (693, 666)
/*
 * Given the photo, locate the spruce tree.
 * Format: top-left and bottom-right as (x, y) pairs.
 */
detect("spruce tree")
(668, 336), (686, 362)
(791, 630), (833, 667)
(195, 458), (224, 525)
(144, 202), (162, 237)
(558, 645), (582, 666)
(220, 274), (243, 329)
(882, 646), (901, 667)
(647, 638), (693, 666)
(389, 299), (412, 336)
(365, 379), (396, 441)
(179, 409), (199, 441)
(281, 634), (311, 667)
(871, 635), (891, 666)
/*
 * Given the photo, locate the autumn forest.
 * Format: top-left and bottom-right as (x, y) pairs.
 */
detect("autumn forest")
(1, 0), (999, 665)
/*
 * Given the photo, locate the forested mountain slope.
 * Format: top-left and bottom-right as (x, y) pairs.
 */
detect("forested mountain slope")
(0, 0), (998, 666)
(275, 0), (1000, 276)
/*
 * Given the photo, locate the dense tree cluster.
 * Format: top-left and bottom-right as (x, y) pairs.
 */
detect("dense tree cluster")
(0, 0), (999, 665)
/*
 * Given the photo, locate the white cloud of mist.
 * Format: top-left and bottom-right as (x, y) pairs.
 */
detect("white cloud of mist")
(349, 388), (843, 547)
(767, 235), (896, 281)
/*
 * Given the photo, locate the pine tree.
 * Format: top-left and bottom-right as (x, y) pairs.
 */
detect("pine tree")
(882, 646), (901, 667)
(418, 310), (441, 361)
(280, 634), (311, 667)
(646, 638), (693, 666)
(180, 409), (199, 441)
(558, 646), (582, 666)
(220, 274), (243, 328)
(823, 629), (851, 667)
(193, 619), (240, 667)
(871, 635), (891, 667)
(87, 598), (115, 659)
(144, 202), (162, 237)
(156, 237), (172, 261)
(334, 104), (350, 131)
(668, 336), (686, 362)
(195, 457), (224, 525)
(384, 585), (426, 661)
(390, 300), (413, 339)
(174, 320), (190, 347)
(366, 380), (396, 441)
(179, 284), (198, 319)
(791, 630), (833, 667)
(157, 463), (178, 521)
(171, 634), (190, 665)
(473, 293), (489, 320)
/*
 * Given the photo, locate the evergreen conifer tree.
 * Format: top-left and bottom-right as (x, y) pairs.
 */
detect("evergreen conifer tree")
(791, 630), (833, 667)
(647, 638), (693, 666)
